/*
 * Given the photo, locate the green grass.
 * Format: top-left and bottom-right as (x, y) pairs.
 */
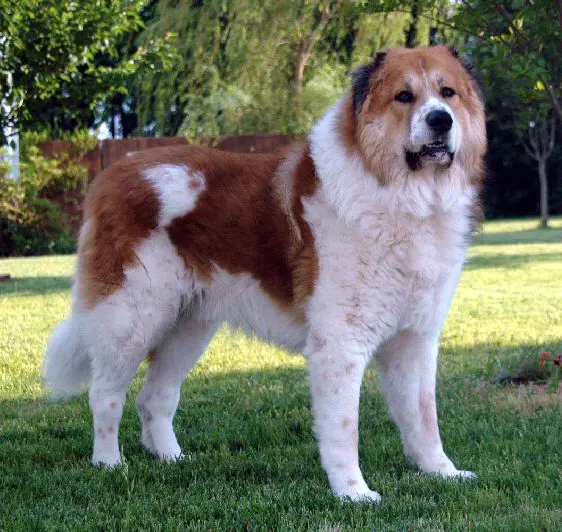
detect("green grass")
(1, 218), (561, 530)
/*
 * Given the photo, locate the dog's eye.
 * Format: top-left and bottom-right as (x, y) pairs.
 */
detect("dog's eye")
(395, 90), (415, 103)
(441, 87), (456, 98)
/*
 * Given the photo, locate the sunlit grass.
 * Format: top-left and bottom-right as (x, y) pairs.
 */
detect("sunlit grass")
(1, 217), (561, 530)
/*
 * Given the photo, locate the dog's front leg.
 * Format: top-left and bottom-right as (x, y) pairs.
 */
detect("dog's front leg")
(376, 330), (475, 478)
(307, 336), (381, 502)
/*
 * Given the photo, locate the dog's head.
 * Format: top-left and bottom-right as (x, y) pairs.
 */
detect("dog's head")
(349, 46), (486, 181)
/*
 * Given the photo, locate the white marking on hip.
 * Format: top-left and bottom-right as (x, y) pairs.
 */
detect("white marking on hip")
(144, 164), (206, 227)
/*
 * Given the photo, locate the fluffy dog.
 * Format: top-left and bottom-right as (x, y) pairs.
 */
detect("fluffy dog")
(45, 45), (486, 501)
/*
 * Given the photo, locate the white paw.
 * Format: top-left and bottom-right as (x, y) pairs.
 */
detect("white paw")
(344, 489), (382, 503)
(435, 469), (477, 480)
(335, 485), (382, 503)
(142, 428), (184, 462)
(451, 469), (476, 480)
(92, 454), (122, 468)
(157, 447), (184, 463)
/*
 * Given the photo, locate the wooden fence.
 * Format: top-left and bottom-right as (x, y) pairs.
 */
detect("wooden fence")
(39, 134), (294, 234)
(40, 134), (293, 179)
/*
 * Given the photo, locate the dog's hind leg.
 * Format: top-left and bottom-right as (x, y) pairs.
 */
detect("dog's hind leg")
(87, 297), (180, 467)
(136, 317), (218, 461)
(88, 328), (150, 468)
(376, 330), (474, 478)
(84, 232), (196, 467)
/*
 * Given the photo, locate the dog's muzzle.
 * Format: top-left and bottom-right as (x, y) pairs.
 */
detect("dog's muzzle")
(406, 107), (456, 171)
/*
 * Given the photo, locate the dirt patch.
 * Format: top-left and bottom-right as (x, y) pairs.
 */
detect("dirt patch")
(495, 383), (562, 415)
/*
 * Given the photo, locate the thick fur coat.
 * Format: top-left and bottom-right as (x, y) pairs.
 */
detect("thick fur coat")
(45, 45), (486, 501)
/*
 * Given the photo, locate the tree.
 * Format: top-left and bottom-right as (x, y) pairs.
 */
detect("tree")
(455, 0), (561, 123)
(404, 0), (421, 48)
(135, 0), (449, 138)
(293, 1), (341, 96)
(0, 0), (175, 143)
(522, 116), (556, 228)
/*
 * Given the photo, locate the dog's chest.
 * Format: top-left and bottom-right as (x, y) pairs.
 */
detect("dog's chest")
(312, 212), (467, 336)
(397, 224), (462, 330)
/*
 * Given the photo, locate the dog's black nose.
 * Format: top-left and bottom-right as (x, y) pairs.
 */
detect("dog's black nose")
(426, 110), (453, 133)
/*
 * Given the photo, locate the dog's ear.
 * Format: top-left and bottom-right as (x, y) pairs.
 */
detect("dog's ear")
(447, 46), (485, 103)
(352, 51), (386, 114)
(447, 45), (461, 59)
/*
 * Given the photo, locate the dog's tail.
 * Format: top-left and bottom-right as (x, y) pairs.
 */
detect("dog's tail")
(43, 314), (90, 399)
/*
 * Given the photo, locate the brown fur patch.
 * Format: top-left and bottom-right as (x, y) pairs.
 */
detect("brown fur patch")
(290, 143), (320, 309)
(79, 144), (319, 312)
(78, 158), (160, 308)
(162, 147), (294, 304)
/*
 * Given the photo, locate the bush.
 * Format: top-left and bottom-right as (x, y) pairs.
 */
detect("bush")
(0, 131), (96, 257)
(493, 350), (562, 392)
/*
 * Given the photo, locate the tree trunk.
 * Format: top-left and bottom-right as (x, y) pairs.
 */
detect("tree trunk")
(405, 0), (420, 48)
(538, 158), (549, 228)
(295, 50), (307, 96)
(342, 17), (358, 67)
(429, 27), (438, 45)
(293, 1), (337, 96)
(110, 105), (116, 139)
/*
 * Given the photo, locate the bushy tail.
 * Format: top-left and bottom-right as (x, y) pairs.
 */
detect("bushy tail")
(43, 314), (90, 399)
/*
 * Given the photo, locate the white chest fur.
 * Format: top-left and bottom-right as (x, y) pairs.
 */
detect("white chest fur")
(305, 198), (469, 345)
(304, 100), (474, 345)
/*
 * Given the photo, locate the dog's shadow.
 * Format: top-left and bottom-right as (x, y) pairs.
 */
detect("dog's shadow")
(0, 365), (401, 485)
(0, 275), (72, 297)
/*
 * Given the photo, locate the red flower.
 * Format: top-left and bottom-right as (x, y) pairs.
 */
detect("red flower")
(541, 352), (552, 367)
(553, 354), (562, 367)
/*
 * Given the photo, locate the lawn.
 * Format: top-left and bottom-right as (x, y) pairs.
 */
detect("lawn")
(1, 218), (561, 530)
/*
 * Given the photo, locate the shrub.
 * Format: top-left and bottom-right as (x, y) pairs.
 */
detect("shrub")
(493, 350), (562, 392)
(0, 131), (96, 257)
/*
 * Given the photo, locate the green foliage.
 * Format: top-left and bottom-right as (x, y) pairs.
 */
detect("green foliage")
(136, 1), (453, 137)
(452, 0), (560, 122)
(0, 0), (468, 139)
(0, 150), (10, 179)
(0, 132), (96, 256)
(0, 0), (177, 141)
(2, 0), (560, 219)
(445, 1), (561, 223)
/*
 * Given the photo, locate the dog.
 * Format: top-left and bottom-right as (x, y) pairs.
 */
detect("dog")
(44, 45), (486, 502)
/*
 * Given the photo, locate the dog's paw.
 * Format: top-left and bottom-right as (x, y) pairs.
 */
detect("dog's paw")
(141, 426), (183, 462)
(158, 448), (184, 463)
(334, 481), (382, 503)
(92, 454), (122, 469)
(449, 469), (477, 480)
(339, 488), (382, 503)
(435, 468), (477, 480)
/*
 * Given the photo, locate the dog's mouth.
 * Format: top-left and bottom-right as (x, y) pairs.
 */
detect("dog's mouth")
(406, 142), (453, 170)
(420, 141), (449, 157)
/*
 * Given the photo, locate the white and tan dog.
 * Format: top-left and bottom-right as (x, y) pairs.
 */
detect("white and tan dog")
(44, 46), (486, 501)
